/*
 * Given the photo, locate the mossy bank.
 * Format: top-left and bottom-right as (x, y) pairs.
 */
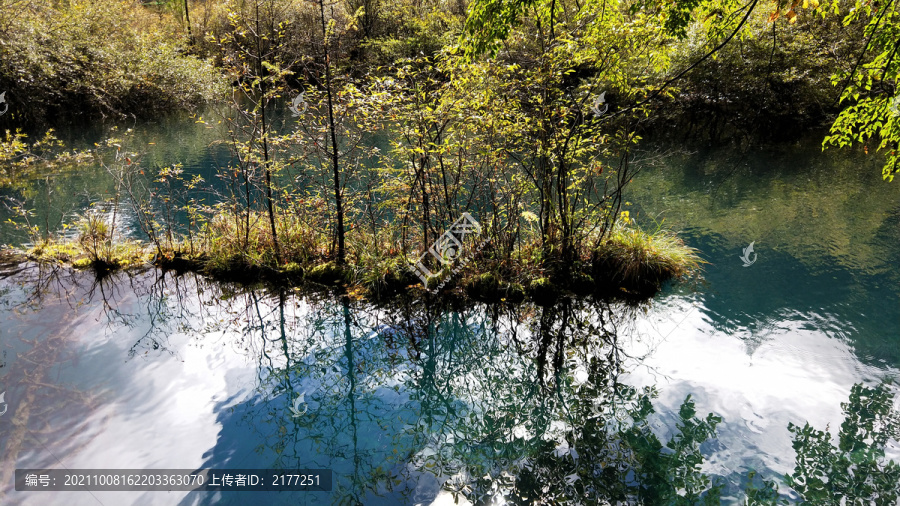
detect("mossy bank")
(9, 223), (701, 306)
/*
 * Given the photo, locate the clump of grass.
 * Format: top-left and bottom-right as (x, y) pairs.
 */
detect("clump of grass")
(591, 226), (702, 296)
(464, 272), (502, 301)
(270, 211), (323, 264)
(202, 253), (259, 280)
(569, 271), (595, 296)
(27, 235), (148, 272)
(202, 212), (278, 269)
(77, 214), (115, 268)
(201, 209), (326, 270)
(528, 277), (560, 306)
(283, 262), (303, 277)
(460, 272), (527, 303)
(27, 240), (82, 264)
(359, 258), (419, 299)
(22, 209), (148, 271)
(306, 262), (350, 286)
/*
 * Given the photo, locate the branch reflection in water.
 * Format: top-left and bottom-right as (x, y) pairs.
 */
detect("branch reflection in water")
(163, 281), (727, 505)
(1, 262), (897, 505)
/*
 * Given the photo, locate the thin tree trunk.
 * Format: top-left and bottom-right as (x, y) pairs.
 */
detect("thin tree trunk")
(256, 0), (281, 264)
(184, 0), (193, 44)
(420, 153), (430, 254)
(318, 0), (346, 264)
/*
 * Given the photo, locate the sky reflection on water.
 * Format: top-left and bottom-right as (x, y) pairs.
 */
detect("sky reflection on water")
(0, 249), (897, 505)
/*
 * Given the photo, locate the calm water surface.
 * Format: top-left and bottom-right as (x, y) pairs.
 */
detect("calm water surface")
(0, 121), (898, 505)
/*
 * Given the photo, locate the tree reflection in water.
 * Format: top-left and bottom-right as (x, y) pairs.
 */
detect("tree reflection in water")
(2, 264), (898, 505)
(165, 284), (900, 506)
(169, 288), (730, 505)
(782, 382), (900, 505)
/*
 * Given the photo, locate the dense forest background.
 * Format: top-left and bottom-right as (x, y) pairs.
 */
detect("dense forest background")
(0, 0), (885, 143)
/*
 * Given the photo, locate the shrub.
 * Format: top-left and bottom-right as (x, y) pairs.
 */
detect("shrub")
(0, 0), (224, 128)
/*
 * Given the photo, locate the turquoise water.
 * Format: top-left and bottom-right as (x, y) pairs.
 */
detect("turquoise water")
(0, 124), (898, 504)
